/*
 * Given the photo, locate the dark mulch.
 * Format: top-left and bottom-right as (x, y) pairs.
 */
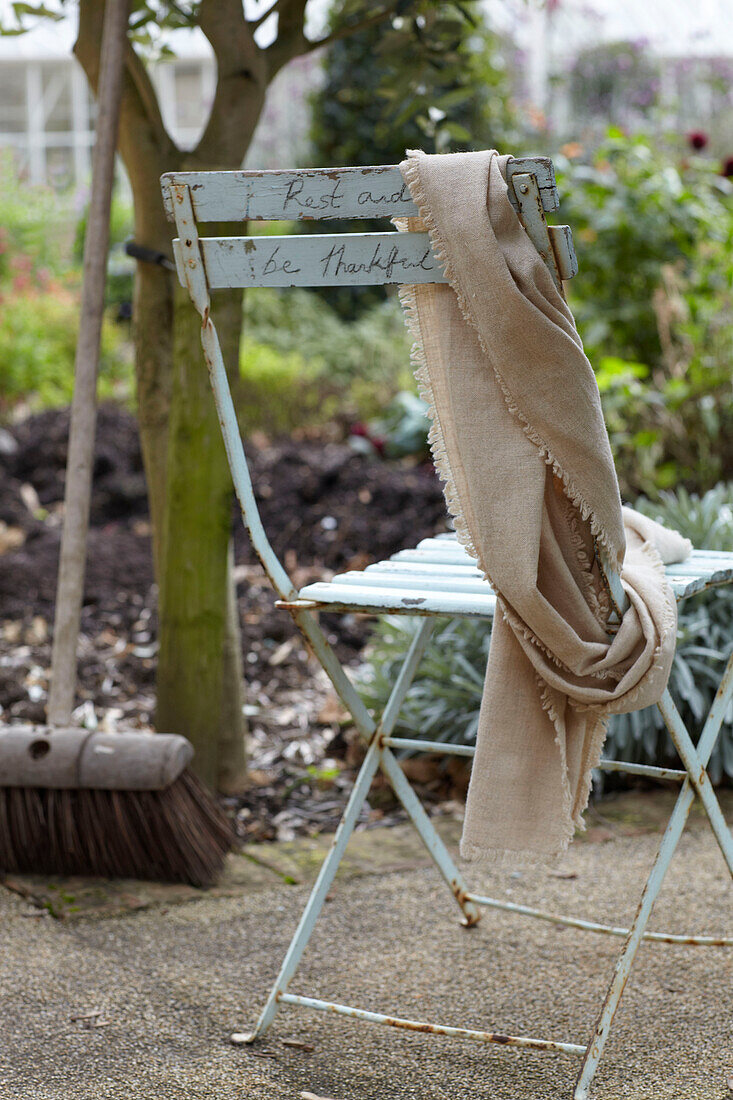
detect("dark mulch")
(0, 404), (455, 841)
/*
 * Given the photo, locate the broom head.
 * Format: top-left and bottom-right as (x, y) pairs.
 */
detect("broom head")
(0, 728), (232, 888)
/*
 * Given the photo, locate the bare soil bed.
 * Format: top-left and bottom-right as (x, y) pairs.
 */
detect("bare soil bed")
(0, 405), (453, 842)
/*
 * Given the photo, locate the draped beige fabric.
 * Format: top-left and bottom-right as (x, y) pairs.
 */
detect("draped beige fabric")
(397, 149), (690, 863)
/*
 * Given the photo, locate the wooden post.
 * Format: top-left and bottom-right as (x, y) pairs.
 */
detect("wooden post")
(47, 0), (131, 726)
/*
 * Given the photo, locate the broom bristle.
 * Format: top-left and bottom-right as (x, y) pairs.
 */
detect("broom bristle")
(0, 769), (232, 888)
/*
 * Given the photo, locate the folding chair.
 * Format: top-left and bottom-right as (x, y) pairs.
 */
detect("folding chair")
(161, 157), (733, 1099)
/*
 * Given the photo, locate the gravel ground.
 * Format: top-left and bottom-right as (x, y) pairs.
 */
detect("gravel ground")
(1, 824), (731, 1100)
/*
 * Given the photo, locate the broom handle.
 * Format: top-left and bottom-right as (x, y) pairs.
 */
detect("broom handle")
(47, 0), (131, 727)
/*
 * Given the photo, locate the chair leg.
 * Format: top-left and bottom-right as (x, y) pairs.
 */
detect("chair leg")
(369, 615), (480, 925)
(657, 688), (733, 876)
(376, 617), (437, 736)
(574, 652), (733, 1099)
(296, 609), (481, 924)
(231, 738), (383, 1044)
(234, 615), (475, 1040)
(380, 746), (481, 926)
(573, 775), (698, 1099)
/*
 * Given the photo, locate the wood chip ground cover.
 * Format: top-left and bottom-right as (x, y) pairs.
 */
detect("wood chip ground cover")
(0, 405), (452, 841)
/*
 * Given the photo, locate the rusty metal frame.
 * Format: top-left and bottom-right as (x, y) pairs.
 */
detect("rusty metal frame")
(574, 663), (733, 1098)
(165, 169), (732, 1100)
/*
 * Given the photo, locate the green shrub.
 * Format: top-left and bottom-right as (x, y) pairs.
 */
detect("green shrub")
(351, 390), (431, 459)
(238, 341), (338, 436)
(359, 483), (733, 784)
(342, 135), (733, 496)
(244, 286), (411, 384)
(0, 152), (75, 282)
(0, 280), (132, 414)
(556, 132), (733, 496)
(557, 130), (732, 369)
(0, 158), (132, 413)
(240, 287), (413, 433)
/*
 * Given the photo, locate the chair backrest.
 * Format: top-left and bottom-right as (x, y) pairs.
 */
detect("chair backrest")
(160, 158), (627, 622)
(162, 158), (577, 294)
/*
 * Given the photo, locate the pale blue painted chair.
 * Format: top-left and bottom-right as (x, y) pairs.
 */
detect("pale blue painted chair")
(161, 158), (733, 1099)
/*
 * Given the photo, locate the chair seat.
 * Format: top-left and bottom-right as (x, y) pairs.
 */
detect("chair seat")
(296, 533), (733, 618)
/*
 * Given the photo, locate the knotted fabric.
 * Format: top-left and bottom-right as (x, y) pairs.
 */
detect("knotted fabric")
(396, 149), (690, 863)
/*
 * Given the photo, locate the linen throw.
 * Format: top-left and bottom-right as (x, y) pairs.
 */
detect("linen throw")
(397, 149), (691, 863)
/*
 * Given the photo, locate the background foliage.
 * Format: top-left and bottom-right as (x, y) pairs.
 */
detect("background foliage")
(0, 156), (131, 415)
(240, 284), (412, 434)
(358, 130), (733, 499)
(559, 131), (733, 497)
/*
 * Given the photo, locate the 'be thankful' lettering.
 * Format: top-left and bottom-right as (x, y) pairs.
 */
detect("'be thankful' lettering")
(319, 241), (435, 280)
(240, 237), (436, 285)
(262, 246), (301, 276)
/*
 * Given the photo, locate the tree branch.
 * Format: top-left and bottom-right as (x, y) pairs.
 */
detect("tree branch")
(264, 0), (307, 76)
(199, 0), (260, 72)
(304, 7), (397, 55)
(194, 0), (269, 166)
(266, 2), (397, 77)
(75, 0), (175, 175)
(247, 0), (281, 32)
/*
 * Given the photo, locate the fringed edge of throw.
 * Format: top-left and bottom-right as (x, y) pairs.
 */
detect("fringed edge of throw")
(397, 281), (482, 570)
(610, 538), (678, 714)
(399, 149), (622, 576)
(458, 838), (569, 869)
(544, 683), (608, 834)
(574, 715), (609, 832)
(538, 680), (577, 851)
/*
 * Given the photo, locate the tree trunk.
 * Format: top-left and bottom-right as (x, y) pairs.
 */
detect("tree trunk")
(131, 200), (175, 581)
(155, 281), (247, 790)
(74, 0), (274, 790)
(217, 538), (248, 794)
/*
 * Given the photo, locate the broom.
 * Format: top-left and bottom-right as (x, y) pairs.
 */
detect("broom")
(0, 0), (231, 889)
(0, 728), (231, 887)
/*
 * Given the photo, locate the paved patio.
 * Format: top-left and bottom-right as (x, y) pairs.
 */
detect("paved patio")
(1, 791), (731, 1100)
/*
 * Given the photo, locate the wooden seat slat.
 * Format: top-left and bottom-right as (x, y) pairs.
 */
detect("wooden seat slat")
(320, 569), (493, 595)
(297, 535), (733, 611)
(295, 581), (497, 618)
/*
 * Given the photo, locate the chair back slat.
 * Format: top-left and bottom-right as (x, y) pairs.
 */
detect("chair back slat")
(161, 157), (558, 224)
(172, 226), (578, 291)
(173, 231), (443, 290)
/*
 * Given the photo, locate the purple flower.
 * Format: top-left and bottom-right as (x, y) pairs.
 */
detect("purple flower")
(721, 156), (733, 178)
